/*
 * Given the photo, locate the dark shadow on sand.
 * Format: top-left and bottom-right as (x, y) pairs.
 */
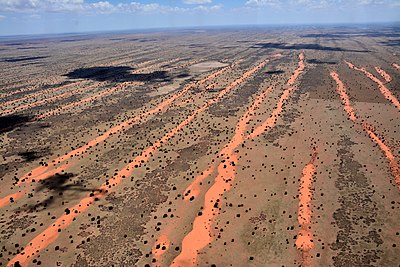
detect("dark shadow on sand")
(265, 70), (284, 75)
(64, 66), (173, 82)
(3, 56), (48, 62)
(26, 173), (95, 211)
(307, 59), (337, 65)
(379, 39), (400, 47)
(0, 115), (32, 133)
(18, 148), (50, 162)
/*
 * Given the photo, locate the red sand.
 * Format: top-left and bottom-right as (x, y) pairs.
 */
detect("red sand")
(171, 86), (274, 267)
(0, 65), (234, 210)
(287, 52), (305, 87)
(171, 54), (303, 267)
(331, 71), (400, 191)
(183, 165), (215, 200)
(295, 150), (318, 267)
(248, 87), (295, 140)
(362, 122), (400, 189)
(0, 81), (87, 109)
(393, 63), (400, 72)
(374, 66), (392, 82)
(345, 61), (400, 110)
(0, 164), (70, 208)
(132, 58), (182, 74)
(330, 71), (357, 122)
(1, 82), (101, 115)
(7, 60), (269, 267)
(35, 81), (132, 119)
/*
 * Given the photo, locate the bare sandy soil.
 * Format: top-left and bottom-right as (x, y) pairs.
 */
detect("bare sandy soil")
(0, 26), (399, 267)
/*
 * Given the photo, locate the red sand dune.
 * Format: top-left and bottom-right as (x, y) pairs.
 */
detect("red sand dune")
(362, 122), (400, 189)
(0, 81), (87, 109)
(0, 62), (236, 209)
(177, 61), (242, 107)
(1, 82), (102, 115)
(374, 66), (392, 82)
(172, 85), (299, 267)
(0, 164), (70, 208)
(107, 57), (158, 67)
(0, 80), (40, 92)
(2, 58), (187, 115)
(330, 71), (357, 122)
(331, 71), (400, 191)
(345, 61), (400, 110)
(393, 63), (400, 72)
(35, 81), (137, 119)
(171, 54), (304, 267)
(296, 149), (318, 267)
(183, 165), (215, 200)
(132, 58), (182, 74)
(0, 80), (57, 98)
(287, 52), (305, 87)
(164, 59), (200, 72)
(0, 191), (24, 208)
(171, 86), (274, 267)
(7, 59), (269, 267)
(248, 87), (295, 140)
(0, 57), (158, 100)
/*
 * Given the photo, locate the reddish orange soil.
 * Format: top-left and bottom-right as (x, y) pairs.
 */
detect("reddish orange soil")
(0, 81), (84, 107)
(374, 66), (392, 82)
(345, 61), (400, 110)
(169, 54), (303, 267)
(331, 71), (400, 190)
(1, 30), (399, 267)
(0, 65), (234, 208)
(295, 149), (318, 267)
(1, 82), (102, 115)
(7, 58), (271, 266)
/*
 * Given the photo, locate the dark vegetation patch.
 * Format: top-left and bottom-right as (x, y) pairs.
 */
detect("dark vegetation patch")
(59, 39), (89, 43)
(379, 39), (400, 47)
(330, 136), (383, 266)
(253, 42), (368, 52)
(301, 33), (353, 39)
(300, 66), (333, 100)
(301, 31), (400, 39)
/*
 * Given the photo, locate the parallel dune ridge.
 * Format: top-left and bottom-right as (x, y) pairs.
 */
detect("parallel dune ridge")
(0, 28), (399, 267)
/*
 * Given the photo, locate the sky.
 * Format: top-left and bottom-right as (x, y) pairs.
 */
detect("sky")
(0, 0), (399, 35)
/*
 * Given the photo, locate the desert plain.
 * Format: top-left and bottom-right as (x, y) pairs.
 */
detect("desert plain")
(0, 25), (399, 266)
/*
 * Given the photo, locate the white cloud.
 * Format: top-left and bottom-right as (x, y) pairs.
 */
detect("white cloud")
(0, 0), (84, 12)
(245, 0), (400, 9)
(193, 4), (222, 11)
(1, 0), (398, 14)
(183, 0), (212, 4)
(0, 0), (222, 13)
(245, 0), (280, 6)
(28, 13), (41, 19)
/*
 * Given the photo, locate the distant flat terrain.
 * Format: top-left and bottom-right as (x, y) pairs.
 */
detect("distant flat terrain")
(0, 26), (399, 267)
